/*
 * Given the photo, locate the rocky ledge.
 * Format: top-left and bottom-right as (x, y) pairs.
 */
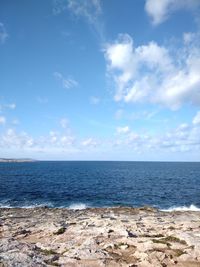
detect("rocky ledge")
(0, 207), (200, 267)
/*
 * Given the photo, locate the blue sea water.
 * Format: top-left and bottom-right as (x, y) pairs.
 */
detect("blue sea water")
(0, 161), (200, 210)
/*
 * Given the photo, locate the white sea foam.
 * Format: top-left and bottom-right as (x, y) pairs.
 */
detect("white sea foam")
(0, 202), (54, 208)
(0, 204), (12, 208)
(161, 204), (200, 212)
(68, 203), (88, 210)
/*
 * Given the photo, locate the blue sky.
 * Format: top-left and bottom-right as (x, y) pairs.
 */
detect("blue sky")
(0, 0), (200, 161)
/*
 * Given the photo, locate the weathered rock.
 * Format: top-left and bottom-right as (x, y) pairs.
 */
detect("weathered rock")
(0, 207), (200, 266)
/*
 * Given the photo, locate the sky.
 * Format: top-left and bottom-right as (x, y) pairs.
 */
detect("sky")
(0, 0), (200, 161)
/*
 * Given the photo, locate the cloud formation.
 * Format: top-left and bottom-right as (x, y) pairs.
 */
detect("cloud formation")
(0, 129), (34, 148)
(114, 111), (200, 154)
(145, 0), (200, 25)
(0, 111), (199, 159)
(53, 0), (104, 41)
(104, 32), (200, 110)
(49, 131), (75, 146)
(67, 0), (101, 24)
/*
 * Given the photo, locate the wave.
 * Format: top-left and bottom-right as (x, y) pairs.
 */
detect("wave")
(0, 201), (54, 208)
(68, 203), (88, 210)
(0, 200), (88, 209)
(1, 200), (199, 211)
(161, 204), (200, 212)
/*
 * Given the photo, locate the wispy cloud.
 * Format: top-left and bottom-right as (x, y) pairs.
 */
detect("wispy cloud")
(52, 0), (102, 22)
(116, 126), (130, 135)
(53, 0), (105, 41)
(193, 111), (200, 125)
(0, 102), (16, 111)
(145, 0), (200, 25)
(60, 117), (69, 128)
(0, 116), (6, 125)
(12, 119), (20, 125)
(5, 103), (16, 110)
(0, 22), (9, 44)
(53, 71), (78, 89)
(67, 0), (102, 24)
(81, 137), (98, 147)
(52, 0), (68, 15)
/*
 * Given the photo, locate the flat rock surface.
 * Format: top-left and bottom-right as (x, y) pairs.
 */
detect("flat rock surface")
(0, 207), (200, 267)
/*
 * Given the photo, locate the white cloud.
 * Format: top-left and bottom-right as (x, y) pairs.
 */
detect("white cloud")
(0, 116), (6, 125)
(0, 23), (9, 44)
(81, 137), (98, 147)
(183, 32), (196, 44)
(0, 115), (199, 159)
(49, 120), (74, 145)
(60, 135), (75, 145)
(0, 128), (76, 152)
(54, 72), (78, 89)
(49, 131), (58, 144)
(193, 111), (200, 125)
(116, 126), (130, 134)
(90, 96), (100, 105)
(113, 119), (200, 155)
(127, 131), (140, 143)
(0, 129), (34, 148)
(104, 33), (200, 110)
(145, 0), (200, 25)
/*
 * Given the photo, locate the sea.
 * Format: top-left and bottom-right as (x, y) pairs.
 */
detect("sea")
(0, 161), (200, 211)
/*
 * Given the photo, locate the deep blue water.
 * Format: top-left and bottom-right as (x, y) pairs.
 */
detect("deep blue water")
(0, 161), (200, 210)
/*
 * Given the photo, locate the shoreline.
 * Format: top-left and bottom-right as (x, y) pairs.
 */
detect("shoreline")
(1, 207), (200, 266)
(0, 203), (200, 213)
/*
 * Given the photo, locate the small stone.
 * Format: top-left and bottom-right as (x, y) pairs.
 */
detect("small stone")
(126, 229), (137, 238)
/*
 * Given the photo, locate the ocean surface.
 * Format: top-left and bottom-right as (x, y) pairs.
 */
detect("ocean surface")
(0, 161), (200, 211)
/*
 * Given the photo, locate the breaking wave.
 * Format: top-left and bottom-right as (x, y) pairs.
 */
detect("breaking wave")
(161, 204), (200, 212)
(68, 203), (88, 210)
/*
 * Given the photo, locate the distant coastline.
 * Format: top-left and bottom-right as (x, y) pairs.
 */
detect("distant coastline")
(0, 158), (37, 163)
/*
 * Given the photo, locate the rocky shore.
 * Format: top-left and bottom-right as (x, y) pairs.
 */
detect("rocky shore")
(0, 207), (200, 267)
